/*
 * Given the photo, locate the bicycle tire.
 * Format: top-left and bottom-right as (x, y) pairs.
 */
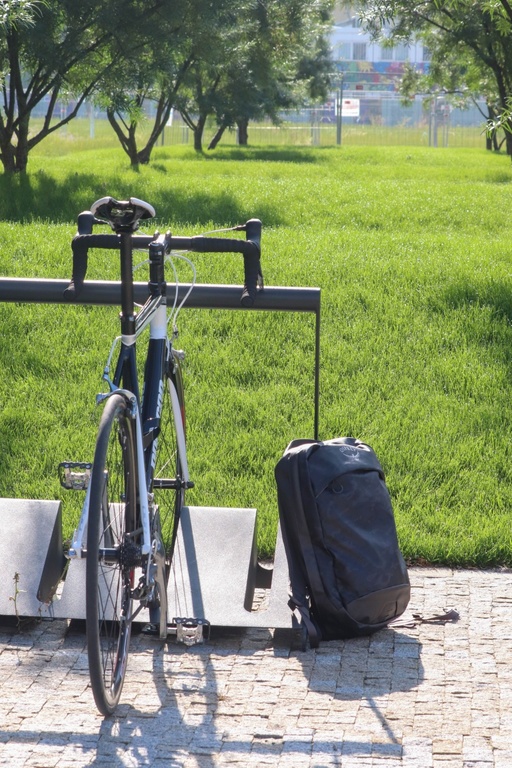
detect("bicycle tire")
(86, 393), (137, 716)
(152, 356), (186, 558)
(144, 353), (186, 637)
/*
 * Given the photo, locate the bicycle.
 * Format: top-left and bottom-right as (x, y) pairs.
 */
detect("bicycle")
(59, 196), (262, 716)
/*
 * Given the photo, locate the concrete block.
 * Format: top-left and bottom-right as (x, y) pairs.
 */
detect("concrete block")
(47, 555), (86, 619)
(0, 499), (295, 631)
(168, 506), (294, 628)
(0, 499), (65, 617)
(48, 556), (139, 622)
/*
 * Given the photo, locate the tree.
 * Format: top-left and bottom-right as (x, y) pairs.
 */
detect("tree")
(101, 49), (194, 166)
(178, 66), (222, 152)
(0, 0), (134, 173)
(98, 0), (214, 166)
(172, 1), (256, 153)
(208, 0), (334, 149)
(399, 39), (507, 151)
(0, 0), (195, 173)
(101, 0), (251, 161)
(353, 0), (512, 154)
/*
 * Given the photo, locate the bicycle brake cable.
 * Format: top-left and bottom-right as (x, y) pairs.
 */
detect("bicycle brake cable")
(166, 251), (197, 334)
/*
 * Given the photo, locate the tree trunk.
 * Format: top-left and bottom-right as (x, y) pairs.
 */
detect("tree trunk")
(193, 113), (207, 152)
(0, 143), (17, 174)
(136, 146), (152, 165)
(107, 107), (141, 166)
(208, 123), (227, 150)
(134, 92), (176, 164)
(506, 129), (512, 156)
(485, 104), (502, 151)
(15, 113), (30, 173)
(237, 117), (249, 146)
(14, 142), (29, 173)
(0, 126), (29, 173)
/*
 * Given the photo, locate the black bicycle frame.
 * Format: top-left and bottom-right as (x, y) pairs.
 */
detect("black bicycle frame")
(111, 232), (170, 491)
(112, 232), (141, 402)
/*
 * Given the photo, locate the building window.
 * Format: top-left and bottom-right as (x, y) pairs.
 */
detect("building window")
(422, 46), (432, 61)
(337, 43), (351, 60)
(353, 42), (367, 60)
(380, 45), (394, 61)
(395, 43), (409, 61)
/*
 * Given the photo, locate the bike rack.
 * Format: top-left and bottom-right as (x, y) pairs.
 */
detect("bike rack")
(0, 278), (321, 632)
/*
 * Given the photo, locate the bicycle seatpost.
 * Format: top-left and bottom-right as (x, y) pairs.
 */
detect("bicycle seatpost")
(119, 232), (136, 339)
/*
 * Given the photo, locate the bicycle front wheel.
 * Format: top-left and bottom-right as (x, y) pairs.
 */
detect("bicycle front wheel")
(86, 393), (138, 716)
(152, 359), (186, 556)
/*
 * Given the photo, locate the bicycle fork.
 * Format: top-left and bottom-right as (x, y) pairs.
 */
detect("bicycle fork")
(69, 391), (181, 535)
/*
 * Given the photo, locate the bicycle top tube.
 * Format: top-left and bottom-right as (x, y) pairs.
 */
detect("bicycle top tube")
(64, 196), (263, 308)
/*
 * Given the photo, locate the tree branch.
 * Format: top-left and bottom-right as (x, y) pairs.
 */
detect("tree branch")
(498, 0), (512, 24)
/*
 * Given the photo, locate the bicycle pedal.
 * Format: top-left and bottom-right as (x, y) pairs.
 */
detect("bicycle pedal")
(152, 478), (195, 490)
(172, 617), (210, 646)
(58, 462), (92, 490)
(141, 623), (159, 637)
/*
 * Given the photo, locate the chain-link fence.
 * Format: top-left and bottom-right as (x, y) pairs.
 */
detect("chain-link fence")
(158, 94), (488, 150)
(54, 94), (489, 151)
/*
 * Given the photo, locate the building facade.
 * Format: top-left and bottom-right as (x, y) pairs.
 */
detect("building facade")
(328, 4), (484, 132)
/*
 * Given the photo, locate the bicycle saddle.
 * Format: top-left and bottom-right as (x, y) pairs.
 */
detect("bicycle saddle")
(91, 196), (156, 233)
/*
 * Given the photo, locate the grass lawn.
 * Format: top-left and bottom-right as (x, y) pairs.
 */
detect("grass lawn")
(0, 141), (511, 566)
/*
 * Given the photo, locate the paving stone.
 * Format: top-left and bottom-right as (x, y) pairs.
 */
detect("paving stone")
(0, 568), (511, 766)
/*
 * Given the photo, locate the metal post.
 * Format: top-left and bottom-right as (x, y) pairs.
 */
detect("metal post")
(314, 306), (320, 440)
(430, 94), (438, 148)
(311, 109), (320, 146)
(89, 103), (95, 140)
(336, 74), (343, 146)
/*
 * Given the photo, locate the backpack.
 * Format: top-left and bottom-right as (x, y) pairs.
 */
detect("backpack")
(275, 437), (410, 647)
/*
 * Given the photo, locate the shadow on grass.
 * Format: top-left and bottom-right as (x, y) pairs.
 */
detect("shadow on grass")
(155, 145), (325, 164)
(484, 170), (512, 184)
(443, 280), (512, 325)
(201, 146), (324, 164)
(155, 186), (283, 227)
(0, 168), (285, 227)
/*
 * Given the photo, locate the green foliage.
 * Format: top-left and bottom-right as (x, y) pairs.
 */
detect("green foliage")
(0, 0), (145, 172)
(355, 0), (512, 152)
(0, 0), (336, 169)
(1, 143), (512, 566)
(175, 0), (335, 151)
(486, 96), (512, 139)
(0, 0), (42, 30)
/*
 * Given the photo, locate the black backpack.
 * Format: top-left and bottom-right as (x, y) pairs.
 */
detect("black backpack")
(275, 437), (410, 647)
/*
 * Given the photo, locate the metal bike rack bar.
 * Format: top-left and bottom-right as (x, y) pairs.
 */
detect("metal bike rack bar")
(0, 277), (319, 311)
(0, 278), (321, 438)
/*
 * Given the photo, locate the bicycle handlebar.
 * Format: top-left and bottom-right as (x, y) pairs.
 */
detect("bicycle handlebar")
(64, 212), (263, 307)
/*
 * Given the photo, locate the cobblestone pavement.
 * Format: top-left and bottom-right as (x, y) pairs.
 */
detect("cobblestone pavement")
(0, 567), (511, 768)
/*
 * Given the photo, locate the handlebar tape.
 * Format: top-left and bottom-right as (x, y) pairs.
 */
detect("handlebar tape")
(64, 219), (263, 306)
(63, 233), (152, 301)
(242, 219), (262, 307)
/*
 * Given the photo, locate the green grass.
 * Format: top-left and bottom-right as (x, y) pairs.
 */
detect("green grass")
(33, 117), (487, 151)
(1, 142), (512, 565)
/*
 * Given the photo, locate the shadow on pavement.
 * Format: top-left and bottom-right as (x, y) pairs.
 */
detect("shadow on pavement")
(0, 619), (423, 766)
